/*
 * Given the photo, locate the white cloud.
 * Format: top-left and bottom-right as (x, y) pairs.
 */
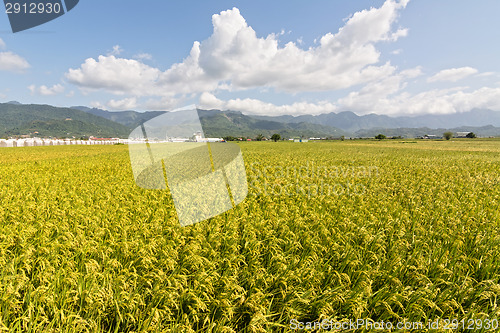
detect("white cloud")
(66, 1), (499, 117)
(337, 66), (422, 113)
(194, 1), (408, 92)
(0, 51), (30, 72)
(199, 92), (337, 116)
(382, 86), (500, 116)
(428, 67), (478, 82)
(198, 85), (500, 117)
(199, 92), (226, 110)
(66, 0), (409, 98)
(106, 97), (138, 110)
(134, 53), (153, 61)
(108, 45), (123, 56)
(91, 97), (138, 111)
(66, 56), (162, 95)
(0, 38), (6, 49)
(400, 66), (423, 78)
(92, 96), (182, 111)
(28, 84), (65, 96)
(476, 72), (496, 78)
(338, 82), (500, 116)
(90, 101), (105, 109)
(40, 84), (64, 95)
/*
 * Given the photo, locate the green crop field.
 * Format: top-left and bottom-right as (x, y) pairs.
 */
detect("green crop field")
(1, 140), (500, 332)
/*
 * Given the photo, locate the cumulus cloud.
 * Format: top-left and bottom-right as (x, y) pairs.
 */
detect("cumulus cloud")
(0, 38), (6, 49)
(199, 92), (225, 110)
(338, 66), (423, 112)
(28, 84), (65, 96)
(403, 87), (500, 115)
(339, 66), (500, 116)
(428, 67), (478, 82)
(0, 51), (30, 72)
(108, 45), (123, 56)
(338, 86), (500, 116)
(91, 97), (138, 111)
(134, 53), (153, 61)
(66, 0), (497, 117)
(194, 1), (408, 92)
(66, 56), (162, 95)
(199, 92), (338, 116)
(476, 72), (496, 78)
(199, 85), (500, 117)
(66, 0), (409, 98)
(106, 97), (138, 110)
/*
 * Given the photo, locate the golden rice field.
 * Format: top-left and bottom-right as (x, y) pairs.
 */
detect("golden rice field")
(1, 139), (500, 332)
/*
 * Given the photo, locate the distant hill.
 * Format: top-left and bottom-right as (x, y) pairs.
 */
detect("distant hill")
(56, 106), (500, 138)
(71, 106), (165, 129)
(252, 109), (500, 133)
(0, 103), (131, 138)
(197, 110), (347, 138)
(73, 107), (347, 138)
(3, 102), (500, 139)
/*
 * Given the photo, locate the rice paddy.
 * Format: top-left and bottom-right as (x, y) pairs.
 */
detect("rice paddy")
(0, 139), (499, 332)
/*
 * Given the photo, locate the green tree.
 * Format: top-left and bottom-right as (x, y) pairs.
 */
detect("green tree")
(255, 134), (265, 141)
(375, 134), (386, 140)
(271, 133), (281, 142)
(443, 131), (453, 140)
(466, 132), (477, 138)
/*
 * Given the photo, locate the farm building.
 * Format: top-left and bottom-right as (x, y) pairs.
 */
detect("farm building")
(421, 134), (441, 139)
(0, 138), (150, 148)
(456, 132), (471, 138)
(293, 138), (309, 143)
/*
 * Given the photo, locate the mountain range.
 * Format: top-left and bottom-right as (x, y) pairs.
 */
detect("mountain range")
(1, 101), (500, 139)
(0, 102), (130, 138)
(251, 109), (500, 133)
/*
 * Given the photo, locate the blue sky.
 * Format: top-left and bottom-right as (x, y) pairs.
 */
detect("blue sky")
(1, 0), (500, 116)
